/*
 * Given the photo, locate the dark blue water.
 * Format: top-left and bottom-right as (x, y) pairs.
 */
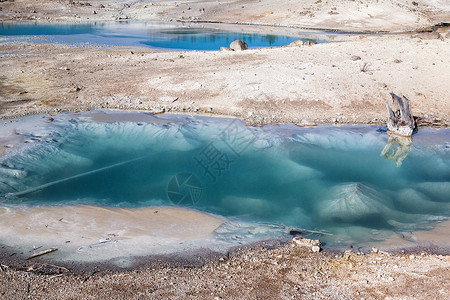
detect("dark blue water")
(0, 111), (449, 247)
(0, 22), (314, 50)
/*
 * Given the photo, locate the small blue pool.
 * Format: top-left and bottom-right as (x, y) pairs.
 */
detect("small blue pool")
(0, 22), (318, 50)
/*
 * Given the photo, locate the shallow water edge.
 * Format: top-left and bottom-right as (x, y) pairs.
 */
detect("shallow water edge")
(1, 239), (449, 275)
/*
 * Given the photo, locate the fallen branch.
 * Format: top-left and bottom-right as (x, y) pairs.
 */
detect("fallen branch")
(297, 228), (333, 236)
(81, 271), (97, 284)
(78, 236), (117, 251)
(26, 248), (58, 260)
(29, 262), (70, 273)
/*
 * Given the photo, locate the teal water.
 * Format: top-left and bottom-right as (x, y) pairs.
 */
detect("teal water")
(0, 22), (315, 50)
(0, 111), (449, 246)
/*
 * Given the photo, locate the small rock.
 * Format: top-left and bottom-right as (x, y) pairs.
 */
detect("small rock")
(116, 15), (129, 20)
(409, 254), (415, 260)
(159, 96), (178, 103)
(417, 31), (440, 40)
(192, 82), (203, 89)
(220, 47), (233, 51)
(288, 40), (304, 47)
(351, 55), (362, 61)
(230, 40), (248, 51)
(69, 85), (81, 93)
(152, 107), (165, 114)
(292, 237), (321, 252)
(298, 120), (316, 127)
(303, 40), (317, 46)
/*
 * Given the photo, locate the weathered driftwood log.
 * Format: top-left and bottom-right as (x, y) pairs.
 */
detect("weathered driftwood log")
(386, 93), (416, 136)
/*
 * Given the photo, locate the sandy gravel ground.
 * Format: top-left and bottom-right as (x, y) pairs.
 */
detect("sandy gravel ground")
(1, 35), (449, 126)
(1, 0), (450, 298)
(0, 243), (449, 299)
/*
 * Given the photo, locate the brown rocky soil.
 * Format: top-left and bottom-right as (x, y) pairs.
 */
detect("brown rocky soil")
(0, 243), (449, 299)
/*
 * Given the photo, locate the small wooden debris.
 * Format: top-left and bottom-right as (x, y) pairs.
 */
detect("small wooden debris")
(289, 230), (303, 236)
(81, 271), (97, 284)
(29, 262), (70, 272)
(48, 274), (64, 280)
(26, 248), (58, 260)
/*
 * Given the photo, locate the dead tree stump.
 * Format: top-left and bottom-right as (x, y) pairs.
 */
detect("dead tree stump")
(386, 93), (416, 136)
